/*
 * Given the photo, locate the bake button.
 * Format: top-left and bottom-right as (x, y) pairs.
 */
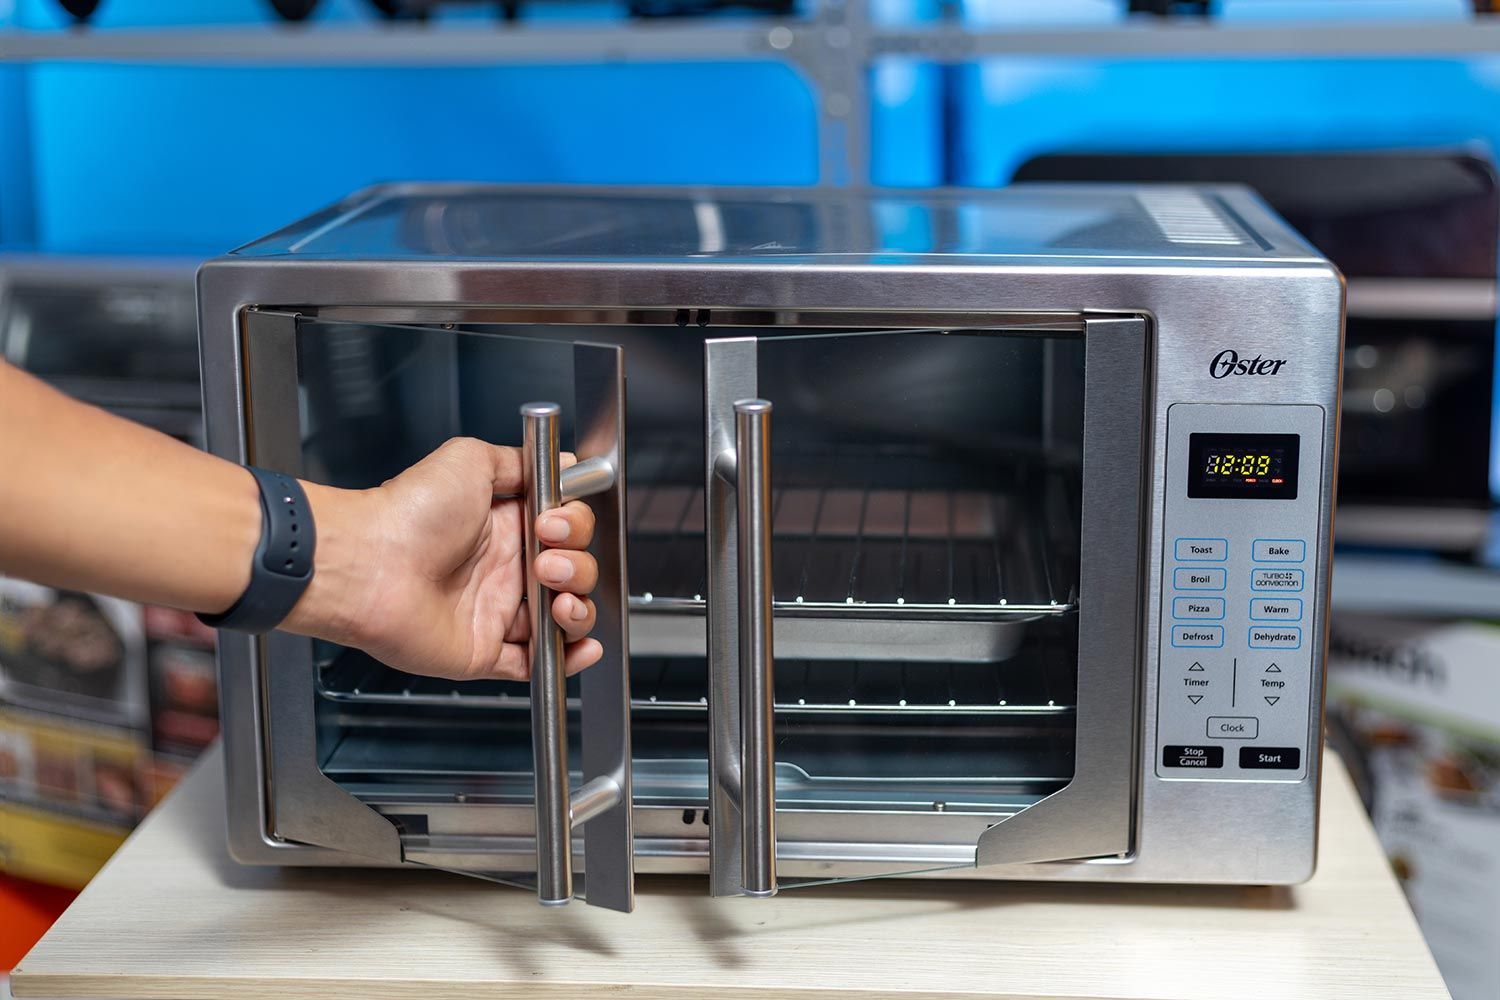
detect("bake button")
(1172, 625), (1224, 648)
(1248, 626), (1301, 649)
(1207, 716), (1258, 739)
(1250, 598), (1302, 621)
(1174, 567), (1227, 591)
(1173, 597), (1225, 620)
(1174, 538), (1228, 562)
(1252, 539), (1305, 562)
(1251, 568), (1304, 592)
(1239, 746), (1301, 770)
(1163, 745), (1224, 769)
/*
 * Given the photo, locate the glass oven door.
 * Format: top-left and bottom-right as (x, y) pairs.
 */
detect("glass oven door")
(703, 318), (1146, 894)
(240, 311), (634, 911)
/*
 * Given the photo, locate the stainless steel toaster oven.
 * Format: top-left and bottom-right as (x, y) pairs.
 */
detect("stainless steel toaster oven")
(199, 183), (1343, 912)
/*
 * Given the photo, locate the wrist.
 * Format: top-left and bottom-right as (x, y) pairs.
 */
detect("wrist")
(281, 481), (382, 647)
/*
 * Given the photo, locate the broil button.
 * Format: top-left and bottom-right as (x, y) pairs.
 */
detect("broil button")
(1239, 746), (1301, 770)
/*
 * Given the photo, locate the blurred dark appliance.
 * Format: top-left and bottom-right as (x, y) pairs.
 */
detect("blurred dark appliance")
(0, 258), (202, 445)
(201, 183), (1341, 912)
(1017, 152), (1500, 553)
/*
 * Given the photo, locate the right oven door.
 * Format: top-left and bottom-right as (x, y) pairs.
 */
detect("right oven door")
(703, 317), (1148, 895)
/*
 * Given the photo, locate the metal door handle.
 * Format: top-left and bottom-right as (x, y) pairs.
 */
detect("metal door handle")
(522, 401), (625, 907)
(733, 400), (777, 897)
(705, 372), (778, 898)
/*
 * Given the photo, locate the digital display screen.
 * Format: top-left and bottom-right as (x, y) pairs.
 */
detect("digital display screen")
(1188, 433), (1300, 500)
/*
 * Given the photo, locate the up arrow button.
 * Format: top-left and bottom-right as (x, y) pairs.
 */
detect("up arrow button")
(1266, 663), (1281, 673)
(1188, 662), (1204, 672)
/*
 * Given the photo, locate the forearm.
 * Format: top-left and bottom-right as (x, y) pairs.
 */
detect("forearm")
(1, 360), (262, 614)
(0, 362), (601, 679)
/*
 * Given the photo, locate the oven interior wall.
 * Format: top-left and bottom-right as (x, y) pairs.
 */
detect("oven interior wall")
(291, 320), (1085, 830)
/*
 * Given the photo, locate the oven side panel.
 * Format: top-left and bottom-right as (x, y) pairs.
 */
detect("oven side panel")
(197, 262), (372, 867)
(1125, 262), (1344, 885)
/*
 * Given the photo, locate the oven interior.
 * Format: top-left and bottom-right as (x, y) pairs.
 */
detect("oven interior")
(287, 317), (1085, 858)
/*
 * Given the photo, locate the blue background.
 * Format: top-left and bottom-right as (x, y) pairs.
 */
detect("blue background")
(4, 0), (1500, 487)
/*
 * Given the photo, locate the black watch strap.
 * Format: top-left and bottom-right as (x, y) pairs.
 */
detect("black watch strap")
(198, 467), (316, 635)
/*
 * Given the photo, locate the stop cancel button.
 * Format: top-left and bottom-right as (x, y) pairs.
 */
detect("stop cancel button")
(1207, 716), (1258, 739)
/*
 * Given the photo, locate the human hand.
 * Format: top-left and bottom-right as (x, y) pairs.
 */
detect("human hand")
(286, 438), (603, 680)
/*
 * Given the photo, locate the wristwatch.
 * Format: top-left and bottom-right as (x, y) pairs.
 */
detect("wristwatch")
(197, 466), (316, 634)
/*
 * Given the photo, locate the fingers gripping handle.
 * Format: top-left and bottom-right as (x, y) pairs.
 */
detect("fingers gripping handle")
(521, 402), (621, 906)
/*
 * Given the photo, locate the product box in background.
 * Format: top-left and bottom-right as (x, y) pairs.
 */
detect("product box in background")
(141, 606), (220, 757)
(1327, 615), (1500, 1000)
(0, 580), (218, 888)
(0, 580), (148, 729)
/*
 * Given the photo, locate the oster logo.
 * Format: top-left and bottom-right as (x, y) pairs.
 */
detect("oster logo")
(1209, 349), (1287, 379)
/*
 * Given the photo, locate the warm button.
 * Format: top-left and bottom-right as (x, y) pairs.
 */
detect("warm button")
(1250, 598), (1303, 622)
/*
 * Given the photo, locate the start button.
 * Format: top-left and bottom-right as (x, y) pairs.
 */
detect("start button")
(1239, 746), (1301, 770)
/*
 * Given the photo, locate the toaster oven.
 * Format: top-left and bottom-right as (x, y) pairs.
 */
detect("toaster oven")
(198, 183), (1343, 911)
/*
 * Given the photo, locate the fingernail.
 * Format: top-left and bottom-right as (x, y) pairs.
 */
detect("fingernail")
(538, 553), (573, 584)
(537, 516), (569, 543)
(570, 597), (590, 621)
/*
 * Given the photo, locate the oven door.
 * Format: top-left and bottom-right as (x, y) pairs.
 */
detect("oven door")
(703, 318), (1147, 895)
(240, 311), (634, 911)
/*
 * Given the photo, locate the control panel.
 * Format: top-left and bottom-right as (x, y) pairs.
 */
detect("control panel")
(1155, 403), (1325, 781)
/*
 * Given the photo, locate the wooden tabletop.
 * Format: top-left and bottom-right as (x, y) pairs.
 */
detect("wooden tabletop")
(13, 745), (1448, 1000)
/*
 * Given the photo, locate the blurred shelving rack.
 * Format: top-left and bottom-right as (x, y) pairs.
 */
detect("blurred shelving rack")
(6, 6), (1500, 185)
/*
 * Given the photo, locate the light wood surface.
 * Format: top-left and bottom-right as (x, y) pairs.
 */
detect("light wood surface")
(13, 746), (1448, 1000)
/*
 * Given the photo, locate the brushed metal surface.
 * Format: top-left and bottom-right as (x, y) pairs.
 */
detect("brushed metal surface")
(704, 337), (756, 897)
(239, 310), (403, 866)
(974, 317), (1146, 868)
(570, 341), (636, 913)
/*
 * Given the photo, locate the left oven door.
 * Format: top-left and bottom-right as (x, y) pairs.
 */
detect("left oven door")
(240, 311), (633, 911)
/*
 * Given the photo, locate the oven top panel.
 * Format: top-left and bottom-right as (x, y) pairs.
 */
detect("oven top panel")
(230, 183), (1325, 267)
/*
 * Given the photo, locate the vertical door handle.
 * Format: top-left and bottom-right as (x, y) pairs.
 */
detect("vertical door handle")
(705, 364), (778, 898)
(521, 401), (626, 907)
(733, 400), (777, 897)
